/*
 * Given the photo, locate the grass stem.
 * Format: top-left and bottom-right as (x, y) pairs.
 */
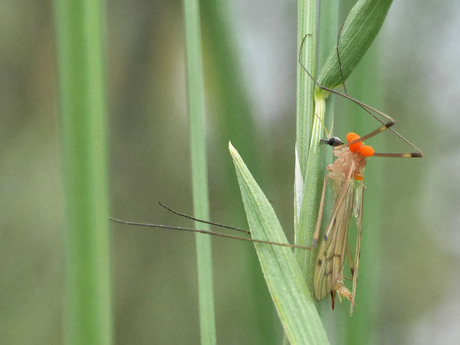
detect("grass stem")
(183, 0), (216, 344)
(55, 0), (113, 344)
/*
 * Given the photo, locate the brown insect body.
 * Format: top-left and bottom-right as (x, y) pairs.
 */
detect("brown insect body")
(328, 145), (367, 182)
(313, 143), (369, 313)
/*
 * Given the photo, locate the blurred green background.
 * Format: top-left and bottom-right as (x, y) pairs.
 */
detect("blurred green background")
(2, 0), (459, 344)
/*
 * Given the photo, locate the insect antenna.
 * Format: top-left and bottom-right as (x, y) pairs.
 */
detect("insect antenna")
(157, 201), (250, 234)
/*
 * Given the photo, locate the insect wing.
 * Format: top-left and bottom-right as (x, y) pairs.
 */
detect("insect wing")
(313, 178), (354, 302)
(350, 180), (365, 314)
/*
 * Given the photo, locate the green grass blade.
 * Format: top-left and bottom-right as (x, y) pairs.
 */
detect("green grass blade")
(318, 0), (393, 88)
(296, 0), (317, 172)
(183, 0), (216, 344)
(294, 0), (324, 320)
(54, 1), (113, 344)
(294, 92), (327, 291)
(316, 0), (339, 321)
(229, 143), (329, 345)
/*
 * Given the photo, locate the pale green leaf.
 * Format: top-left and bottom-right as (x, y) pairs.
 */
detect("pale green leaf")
(318, 0), (393, 88)
(229, 142), (329, 345)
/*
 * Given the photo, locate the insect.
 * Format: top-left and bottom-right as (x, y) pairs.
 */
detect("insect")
(111, 35), (423, 315)
(312, 133), (398, 315)
(112, 131), (421, 315)
(295, 33), (422, 314)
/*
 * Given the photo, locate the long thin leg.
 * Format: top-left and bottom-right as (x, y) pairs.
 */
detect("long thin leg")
(312, 176), (329, 247)
(298, 35), (423, 158)
(349, 181), (365, 315)
(335, 24), (348, 96)
(346, 240), (354, 276)
(110, 217), (315, 250)
(158, 202), (250, 234)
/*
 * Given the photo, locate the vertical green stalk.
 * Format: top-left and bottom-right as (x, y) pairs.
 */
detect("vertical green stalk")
(291, 1), (326, 343)
(183, 1), (216, 344)
(316, 0), (339, 321)
(294, 0), (323, 303)
(295, 0), (317, 173)
(55, 1), (112, 345)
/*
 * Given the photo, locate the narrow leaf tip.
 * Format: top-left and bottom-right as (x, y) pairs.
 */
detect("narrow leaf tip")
(228, 141), (237, 157)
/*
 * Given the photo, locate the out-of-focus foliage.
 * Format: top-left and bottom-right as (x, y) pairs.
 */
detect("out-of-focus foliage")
(2, 0), (460, 344)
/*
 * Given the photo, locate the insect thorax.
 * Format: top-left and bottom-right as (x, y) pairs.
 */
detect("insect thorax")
(327, 146), (368, 182)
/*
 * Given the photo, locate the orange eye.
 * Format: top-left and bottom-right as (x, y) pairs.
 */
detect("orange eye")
(346, 132), (360, 142)
(359, 145), (375, 157)
(349, 142), (362, 152)
(347, 132), (362, 152)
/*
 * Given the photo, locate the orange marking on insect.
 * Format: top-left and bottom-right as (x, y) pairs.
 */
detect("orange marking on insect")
(354, 174), (364, 181)
(359, 145), (374, 157)
(346, 132), (360, 142)
(349, 142), (362, 152)
(346, 132), (363, 152)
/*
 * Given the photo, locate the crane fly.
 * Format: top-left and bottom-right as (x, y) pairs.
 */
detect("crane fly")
(111, 117), (422, 316)
(313, 133), (386, 314)
(111, 35), (423, 315)
(294, 33), (422, 314)
(111, 124), (419, 316)
(111, 130), (421, 315)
